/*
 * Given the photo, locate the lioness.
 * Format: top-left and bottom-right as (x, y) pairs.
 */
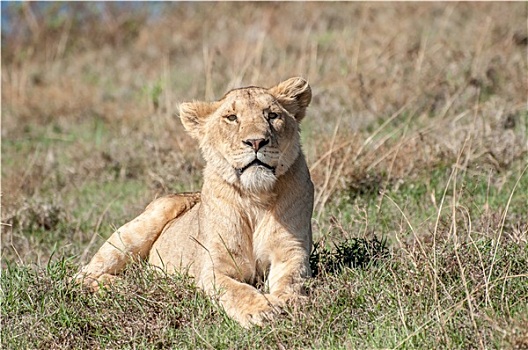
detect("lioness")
(75, 77), (314, 327)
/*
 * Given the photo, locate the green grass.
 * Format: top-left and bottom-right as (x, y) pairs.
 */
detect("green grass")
(2, 164), (527, 349)
(2, 230), (526, 349)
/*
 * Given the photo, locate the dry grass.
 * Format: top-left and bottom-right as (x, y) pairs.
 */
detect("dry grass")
(1, 2), (527, 349)
(3, 3), (526, 199)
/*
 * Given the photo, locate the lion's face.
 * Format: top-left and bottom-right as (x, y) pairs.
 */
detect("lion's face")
(201, 88), (301, 192)
(179, 77), (312, 193)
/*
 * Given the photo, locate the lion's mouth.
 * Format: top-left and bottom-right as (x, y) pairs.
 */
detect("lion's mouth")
(236, 159), (275, 176)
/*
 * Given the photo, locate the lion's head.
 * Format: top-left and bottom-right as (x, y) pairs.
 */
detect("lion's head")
(179, 77), (312, 193)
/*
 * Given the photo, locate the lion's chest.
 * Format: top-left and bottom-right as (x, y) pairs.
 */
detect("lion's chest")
(214, 205), (275, 284)
(247, 211), (276, 283)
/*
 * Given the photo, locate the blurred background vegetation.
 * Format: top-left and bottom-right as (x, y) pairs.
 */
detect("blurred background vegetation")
(2, 0), (526, 273)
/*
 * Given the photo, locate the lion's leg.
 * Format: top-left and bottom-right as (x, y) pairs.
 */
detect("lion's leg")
(202, 274), (284, 328)
(75, 193), (200, 290)
(198, 249), (285, 328)
(267, 245), (311, 304)
(212, 249), (310, 325)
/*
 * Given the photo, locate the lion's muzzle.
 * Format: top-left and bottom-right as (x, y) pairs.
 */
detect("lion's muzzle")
(236, 158), (276, 176)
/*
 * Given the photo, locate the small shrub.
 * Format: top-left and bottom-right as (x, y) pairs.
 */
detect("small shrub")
(310, 236), (389, 276)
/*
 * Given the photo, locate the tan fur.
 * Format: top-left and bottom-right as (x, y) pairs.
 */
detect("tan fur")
(74, 77), (314, 327)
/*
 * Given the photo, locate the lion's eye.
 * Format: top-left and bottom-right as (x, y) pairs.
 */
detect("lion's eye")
(225, 115), (237, 122)
(268, 112), (279, 120)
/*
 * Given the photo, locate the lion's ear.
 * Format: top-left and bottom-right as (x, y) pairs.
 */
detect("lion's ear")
(269, 77), (312, 122)
(179, 101), (218, 140)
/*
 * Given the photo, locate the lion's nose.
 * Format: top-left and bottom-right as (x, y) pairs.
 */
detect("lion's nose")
(242, 138), (269, 151)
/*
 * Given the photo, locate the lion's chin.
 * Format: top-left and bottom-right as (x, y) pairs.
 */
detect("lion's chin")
(239, 166), (277, 193)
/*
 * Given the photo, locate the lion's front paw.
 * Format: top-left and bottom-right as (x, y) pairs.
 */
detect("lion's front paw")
(274, 292), (309, 305)
(71, 272), (118, 292)
(236, 293), (285, 328)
